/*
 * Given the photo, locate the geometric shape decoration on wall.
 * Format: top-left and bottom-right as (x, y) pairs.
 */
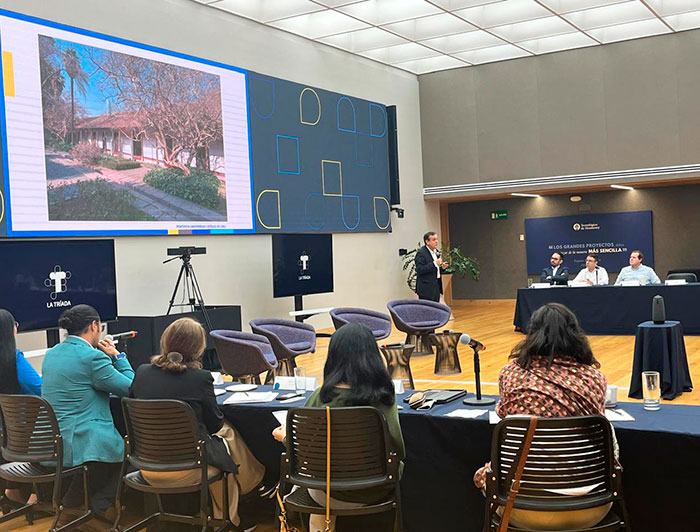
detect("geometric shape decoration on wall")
(373, 196), (390, 230)
(249, 75), (276, 119)
(256, 189), (281, 230)
(276, 135), (301, 174)
(369, 102), (387, 137)
(321, 159), (342, 196)
(337, 96), (356, 133)
(300, 87), (321, 126)
(305, 192), (326, 231)
(341, 194), (360, 230)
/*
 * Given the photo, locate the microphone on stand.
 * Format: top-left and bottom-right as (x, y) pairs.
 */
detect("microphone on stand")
(460, 333), (496, 406)
(459, 333), (485, 351)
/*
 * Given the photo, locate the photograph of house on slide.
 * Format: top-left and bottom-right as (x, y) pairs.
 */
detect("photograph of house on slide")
(39, 35), (227, 222)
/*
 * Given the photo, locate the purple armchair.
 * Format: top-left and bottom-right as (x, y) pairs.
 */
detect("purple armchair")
(249, 318), (316, 376)
(330, 307), (392, 341)
(387, 299), (451, 355)
(210, 330), (278, 384)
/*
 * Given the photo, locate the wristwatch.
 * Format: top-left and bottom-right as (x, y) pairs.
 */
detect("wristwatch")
(115, 352), (127, 360)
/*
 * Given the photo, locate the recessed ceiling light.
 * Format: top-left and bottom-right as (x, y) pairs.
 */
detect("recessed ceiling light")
(570, 195), (583, 202)
(611, 184), (634, 190)
(511, 192), (540, 198)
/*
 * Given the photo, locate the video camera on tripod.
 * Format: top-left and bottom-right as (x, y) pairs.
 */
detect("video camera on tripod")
(166, 246), (206, 259)
(164, 246), (212, 331)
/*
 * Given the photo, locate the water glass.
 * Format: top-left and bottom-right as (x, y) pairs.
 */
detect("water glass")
(294, 367), (306, 393)
(605, 385), (618, 406)
(642, 371), (661, 410)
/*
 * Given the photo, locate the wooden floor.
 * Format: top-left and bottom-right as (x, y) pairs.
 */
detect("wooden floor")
(295, 299), (700, 405)
(6, 299), (698, 531)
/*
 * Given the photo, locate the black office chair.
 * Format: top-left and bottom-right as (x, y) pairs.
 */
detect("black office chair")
(665, 272), (697, 283)
(484, 415), (631, 532)
(281, 406), (403, 531)
(113, 398), (234, 532)
(0, 394), (92, 532)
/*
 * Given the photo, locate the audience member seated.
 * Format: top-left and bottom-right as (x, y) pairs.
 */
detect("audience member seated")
(0, 309), (42, 508)
(272, 323), (405, 532)
(474, 302), (617, 530)
(130, 317), (264, 532)
(41, 304), (134, 520)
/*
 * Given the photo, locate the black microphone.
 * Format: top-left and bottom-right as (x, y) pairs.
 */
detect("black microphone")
(459, 333), (485, 351)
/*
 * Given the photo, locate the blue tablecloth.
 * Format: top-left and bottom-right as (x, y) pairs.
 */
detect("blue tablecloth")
(217, 385), (700, 532)
(629, 321), (693, 400)
(514, 284), (700, 335)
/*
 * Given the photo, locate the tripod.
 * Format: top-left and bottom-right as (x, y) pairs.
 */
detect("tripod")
(165, 252), (213, 331)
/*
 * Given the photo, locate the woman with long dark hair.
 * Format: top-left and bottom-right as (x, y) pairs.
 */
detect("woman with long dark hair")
(0, 309), (41, 396)
(273, 323), (405, 532)
(474, 303), (614, 530)
(0, 309), (42, 506)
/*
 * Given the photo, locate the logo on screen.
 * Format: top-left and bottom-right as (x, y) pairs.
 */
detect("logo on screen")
(45, 265), (72, 300)
(298, 251), (311, 280)
(573, 223), (582, 231)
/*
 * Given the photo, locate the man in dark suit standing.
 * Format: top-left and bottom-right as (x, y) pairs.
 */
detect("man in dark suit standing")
(540, 251), (570, 285)
(415, 231), (448, 301)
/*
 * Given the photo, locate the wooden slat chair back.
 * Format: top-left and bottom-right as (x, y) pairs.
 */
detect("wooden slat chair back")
(281, 406), (403, 529)
(485, 415), (631, 531)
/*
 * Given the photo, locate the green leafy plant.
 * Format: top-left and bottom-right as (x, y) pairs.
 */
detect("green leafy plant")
(401, 242), (479, 292)
(99, 155), (141, 170)
(143, 167), (222, 211)
(47, 178), (154, 221)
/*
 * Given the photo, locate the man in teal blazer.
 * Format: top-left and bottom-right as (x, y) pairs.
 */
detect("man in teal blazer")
(42, 305), (134, 518)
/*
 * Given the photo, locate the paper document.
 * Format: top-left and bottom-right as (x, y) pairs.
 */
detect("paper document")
(445, 409), (488, 419)
(214, 388), (227, 396)
(272, 410), (288, 426)
(489, 411), (502, 424)
(605, 408), (635, 422)
(223, 391), (278, 404)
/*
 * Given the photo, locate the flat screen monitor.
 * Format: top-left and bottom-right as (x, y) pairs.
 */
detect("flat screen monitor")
(0, 239), (117, 332)
(272, 234), (333, 298)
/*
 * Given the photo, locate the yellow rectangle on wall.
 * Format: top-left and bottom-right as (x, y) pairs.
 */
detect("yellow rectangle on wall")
(168, 229), (179, 235)
(2, 51), (15, 97)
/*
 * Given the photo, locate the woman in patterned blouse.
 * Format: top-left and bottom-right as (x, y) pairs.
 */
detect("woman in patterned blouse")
(474, 303), (614, 530)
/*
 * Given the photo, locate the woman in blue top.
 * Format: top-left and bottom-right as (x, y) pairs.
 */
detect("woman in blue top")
(0, 308), (42, 506)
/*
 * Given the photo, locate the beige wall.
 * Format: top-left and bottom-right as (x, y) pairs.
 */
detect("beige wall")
(448, 183), (700, 299)
(5, 0), (438, 353)
(419, 29), (700, 188)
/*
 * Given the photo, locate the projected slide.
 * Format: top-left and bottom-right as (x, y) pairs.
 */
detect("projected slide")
(0, 12), (254, 236)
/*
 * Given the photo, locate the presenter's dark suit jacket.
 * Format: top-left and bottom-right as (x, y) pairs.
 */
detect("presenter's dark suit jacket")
(415, 245), (443, 302)
(129, 364), (236, 473)
(540, 266), (570, 285)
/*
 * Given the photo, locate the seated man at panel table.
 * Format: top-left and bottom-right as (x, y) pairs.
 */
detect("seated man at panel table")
(615, 250), (661, 285)
(573, 253), (609, 285)
(540, 251), (569, 285)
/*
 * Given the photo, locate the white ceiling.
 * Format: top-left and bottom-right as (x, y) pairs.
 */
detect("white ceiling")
(189, 0), (700, 74)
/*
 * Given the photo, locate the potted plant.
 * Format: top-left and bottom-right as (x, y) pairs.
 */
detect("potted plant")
(401, 243), (479, 299)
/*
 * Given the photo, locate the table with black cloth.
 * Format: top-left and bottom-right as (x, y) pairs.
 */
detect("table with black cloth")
(629, 321), (693, 400)
(514, 284), (700, 335)
(217, 385), (700, 532)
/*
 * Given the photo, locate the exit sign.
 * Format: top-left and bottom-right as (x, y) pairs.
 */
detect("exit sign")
(491, 209), (508, 220)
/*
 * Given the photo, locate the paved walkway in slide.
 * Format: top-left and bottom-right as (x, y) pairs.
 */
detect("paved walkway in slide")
(46, 153), (226, 221)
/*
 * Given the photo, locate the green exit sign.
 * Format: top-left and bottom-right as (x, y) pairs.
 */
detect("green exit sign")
(491, 209), (508, 220)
